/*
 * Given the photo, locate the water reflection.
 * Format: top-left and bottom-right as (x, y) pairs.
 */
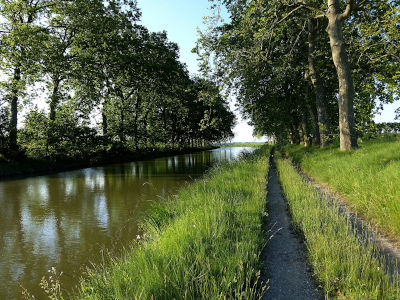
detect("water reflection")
(0, 147), (254, 299)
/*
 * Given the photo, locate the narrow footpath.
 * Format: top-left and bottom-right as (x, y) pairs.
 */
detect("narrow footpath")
(262, 158), (321, 300)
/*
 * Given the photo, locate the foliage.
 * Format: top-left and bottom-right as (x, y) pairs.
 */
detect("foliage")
(18, 108), (48, 159)
(79, 146), (270, 299)
(0, 0), (235, 160)
(196, 0), (400, 148)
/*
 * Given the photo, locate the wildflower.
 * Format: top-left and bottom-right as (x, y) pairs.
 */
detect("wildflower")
(136, 235), (141, 240)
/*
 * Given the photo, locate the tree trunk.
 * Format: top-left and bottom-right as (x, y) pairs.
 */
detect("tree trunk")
(326, 0), (357, 150)
(288, 132), (294, 145)
(133, 95), (141, 151)
(301, 113), (311, 147)
(308, 18), (330, 147)
(102, 111), (108, 136)
(9, 66), (21, 151)
(46, 77), (61, 157)
(304, 74), (321, 146)
(143, 109), (149, 149)
(119, 108), (125, 144)
(49, 78), (61, 121)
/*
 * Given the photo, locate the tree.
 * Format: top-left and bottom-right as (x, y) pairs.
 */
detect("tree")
(0, 0), (52, 151)
(306, 17), (331, 146)
(198, 0), (400, 150)
(1, 0), (236, 159)
(323, 0), (358, 150)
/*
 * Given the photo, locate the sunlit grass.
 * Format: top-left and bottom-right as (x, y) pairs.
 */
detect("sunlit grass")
(218, 143), (265, 148)
(276, 156), (400, 298)
(78, 146), (271, 299)
(284, 136), (400, 239)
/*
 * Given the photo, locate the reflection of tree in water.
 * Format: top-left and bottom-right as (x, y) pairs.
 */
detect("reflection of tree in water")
(0, 147), (254, 299)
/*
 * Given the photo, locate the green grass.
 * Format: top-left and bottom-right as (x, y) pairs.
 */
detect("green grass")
(284, 136), (400, 239)
(276, 155), (400, 298)
(218, 143), (265, 148)
(77, 146), (271, 299)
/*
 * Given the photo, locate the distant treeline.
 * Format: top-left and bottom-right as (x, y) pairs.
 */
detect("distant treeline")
(0, 0), (235, 160)
(364, 122), (400, 135)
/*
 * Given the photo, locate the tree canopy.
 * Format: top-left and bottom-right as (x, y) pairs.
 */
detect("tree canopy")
(0, 0), (235, 159)
(197, 0), (400, 150)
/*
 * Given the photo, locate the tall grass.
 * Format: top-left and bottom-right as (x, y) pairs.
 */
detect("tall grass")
(78, 147), (270, 299)
(284, 137), (400, 239)
(276, 156), (400, 298)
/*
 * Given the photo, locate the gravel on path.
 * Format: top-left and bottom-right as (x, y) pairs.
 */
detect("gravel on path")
(262, 158), (321, 300)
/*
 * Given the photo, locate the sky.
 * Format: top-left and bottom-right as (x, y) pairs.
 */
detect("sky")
(136, 0), (268, 143)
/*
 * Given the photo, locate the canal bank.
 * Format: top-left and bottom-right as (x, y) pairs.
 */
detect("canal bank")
(0, 146), (218, 181)
(77, 146), (270, 299)
(1, 147), (255, 299)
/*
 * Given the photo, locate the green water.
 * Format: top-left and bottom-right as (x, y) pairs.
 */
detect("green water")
(0, 147), (253, 299)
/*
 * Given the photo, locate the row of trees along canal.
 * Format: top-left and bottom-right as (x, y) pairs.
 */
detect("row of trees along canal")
(197, 0), (400, 151)
(0, 0), (235, 161)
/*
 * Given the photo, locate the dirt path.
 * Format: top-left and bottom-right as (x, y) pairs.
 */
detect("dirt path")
(262, 159), (321, 300)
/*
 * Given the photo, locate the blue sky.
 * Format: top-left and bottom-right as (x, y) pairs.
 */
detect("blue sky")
(136, 0), (398, 141)
(136, 0), (266, 142)
(137, 0), (209, 76)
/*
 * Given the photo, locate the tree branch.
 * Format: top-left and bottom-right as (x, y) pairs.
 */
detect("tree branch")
(297, 1), (326, 16)
(275, 2), (326, 27)
(340, 0), (354, 20)
(276, 6), (304, 25)
(354, 0), (369, 10)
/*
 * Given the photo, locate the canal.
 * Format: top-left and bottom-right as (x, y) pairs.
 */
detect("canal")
(0, 147), (254, 299)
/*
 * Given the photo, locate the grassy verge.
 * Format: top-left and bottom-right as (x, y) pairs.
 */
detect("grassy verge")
(276, 155), (400, 298)
(284, 136), (400, 239)
(77, 146), (270, 299)
(218, 143), (264, 148)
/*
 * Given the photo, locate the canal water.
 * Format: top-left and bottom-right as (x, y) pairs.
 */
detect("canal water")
(0, 147), (254, 299)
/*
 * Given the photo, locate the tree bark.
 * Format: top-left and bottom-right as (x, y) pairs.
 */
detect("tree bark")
(308, 103), (321, 146)
(143, 109), (149, 149)
(326, 0), (358, 150)
(304, 71), (321, 146)
(49, 77), (61, 121)
(308, 18), (330, 147)
(133, 95), (141, 151)
(301, 112), (311, 147)
(102, 111), (108, 136)
(9, 66), (21, 151)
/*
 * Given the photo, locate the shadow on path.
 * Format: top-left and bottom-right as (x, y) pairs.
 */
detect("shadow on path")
(262, 158), (321, 300)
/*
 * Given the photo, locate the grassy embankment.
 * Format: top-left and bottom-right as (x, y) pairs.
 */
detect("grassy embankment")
(218, 143), (264, 148)
(0, 146), (214, 179)
(77, 146), (270, 299)
(284, 136), (400, 240)
(276, 154), (400, 298)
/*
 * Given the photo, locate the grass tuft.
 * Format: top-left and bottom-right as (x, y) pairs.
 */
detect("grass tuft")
(78, 147), (271, 299)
